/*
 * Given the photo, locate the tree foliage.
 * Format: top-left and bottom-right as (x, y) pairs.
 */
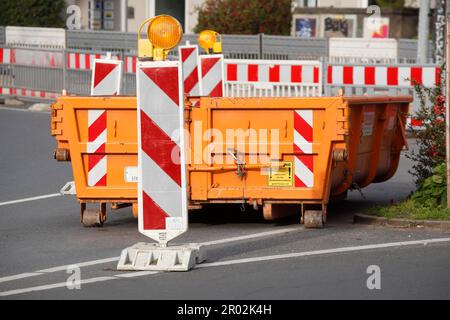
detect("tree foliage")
(194, 0), (292, 35)
(0, 0), (65, 28)
(373, 0), (405, 9)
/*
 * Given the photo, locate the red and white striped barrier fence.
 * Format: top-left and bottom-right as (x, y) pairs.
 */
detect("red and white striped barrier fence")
(327, 65), (441, 88)
(0, 48), (12, 64)
(294, 110), (314, 188)
(91, 59), (123, 96)
(0, 87), (59, 100)
(67, 52), (119, 70)
(137, 61), (187, 244)
(225, 60), (322, 97)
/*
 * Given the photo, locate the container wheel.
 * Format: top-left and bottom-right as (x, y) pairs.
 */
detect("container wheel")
(303, 210), (325, 229)
(81, 203), (107, 228)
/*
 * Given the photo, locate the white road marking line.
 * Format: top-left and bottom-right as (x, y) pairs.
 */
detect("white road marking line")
(1, 237), (449, 297)
(196, 237), (450, 269)
(0, 227), (301, 284)
(0, 193), (62, 207)
(0, 272), (159, 297)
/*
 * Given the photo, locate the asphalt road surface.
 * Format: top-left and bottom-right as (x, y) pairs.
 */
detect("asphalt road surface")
(1, 106), (449, 300)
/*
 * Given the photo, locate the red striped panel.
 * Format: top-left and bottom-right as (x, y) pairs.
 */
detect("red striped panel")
(143, 192), (169, 230)
(291, 66), (302, 83)
(75, 54), (80, 70)
(327, 65), (333, 84)
(141, 110), (181, 186)
(142, 66), (180, 106)
(343, 66), (353, 85)
(94, 174), (107, 187)
(294, 112), (313, 142)
(85, 54), (91, 70)
(387, 67), (398, 86)
(88, 112), (107, 142)
(269, 65), (280, 82)
(313, 66), (319, 83)
(410, 67), (422, 85)
(227, 64), (237, 81)
(248, 64), (258, 82)
(365, 67), (375, 85)
(88, 150), (106, 171)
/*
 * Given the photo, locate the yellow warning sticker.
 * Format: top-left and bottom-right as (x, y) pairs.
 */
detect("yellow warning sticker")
(268, 162), (294, 187)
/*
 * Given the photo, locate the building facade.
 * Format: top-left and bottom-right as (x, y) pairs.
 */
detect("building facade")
(65, 0), (204, 33)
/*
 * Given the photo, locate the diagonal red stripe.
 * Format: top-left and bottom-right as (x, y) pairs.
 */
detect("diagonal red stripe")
(142, 66), (180, 106)
(343, 66), (353, 85)
(184, 67), (199, 94)
(248, 64), (258, 82)
(88, 153), (105, 171)
(143, 191), (169, 230)
(294, 112), (313, 142)
(94, 174), (107, 187)
(387, 67), (398, 86)
(201, 57), (220, 77)
(141, 110), (181, 186)
(365, 67), (375, 85)
(94, 63), (118, 88)
(181, 47), (195, 63)
(295, 175), (306, 188)
(296, 154), (314, 172)
(207, 81), (223, 97)
(89, 112), (107, 142)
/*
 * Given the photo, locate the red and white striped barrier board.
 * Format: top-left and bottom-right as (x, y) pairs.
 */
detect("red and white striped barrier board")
(125, 56), (137, 74)
(87, 110), (107, 187)
(67, 53), (119, 70)
(179, 45), (201, 96)
(226, 60), (321, 84)
(327, 65), (441, 88)
(91, 59), (123, 96)
(294, 110), (314, 188)
(137, 61), (188, 244)
(200, 54), (224, 97)
(0, 48), (12, 64)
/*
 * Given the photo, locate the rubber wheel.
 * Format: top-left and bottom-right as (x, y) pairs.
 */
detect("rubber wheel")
(304, 210), (324, 229)
(82, 209), (105, 228)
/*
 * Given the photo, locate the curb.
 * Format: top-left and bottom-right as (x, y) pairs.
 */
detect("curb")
(354, 214), (450, 231)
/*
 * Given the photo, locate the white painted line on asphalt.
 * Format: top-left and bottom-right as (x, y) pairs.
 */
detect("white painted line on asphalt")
(0, 272), (159, 297)
(0, 193), (62, 207)
(1, 237), (450, 297)
(0, 227), (300, 284)
(196, 237), (450, 269)
(201, 227), (301, 246)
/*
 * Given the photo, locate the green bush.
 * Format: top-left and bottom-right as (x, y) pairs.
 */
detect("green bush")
(194, 0), (292, 35)
(411, 163), (447, 208)
(407, 65), (446, 186)
(0, 0), (65, 28)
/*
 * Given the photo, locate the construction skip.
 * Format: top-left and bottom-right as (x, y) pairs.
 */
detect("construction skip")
(51, 15), (412, 271)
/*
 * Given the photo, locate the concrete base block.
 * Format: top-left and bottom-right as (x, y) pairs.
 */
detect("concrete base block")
(117, 242), (207, 272)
